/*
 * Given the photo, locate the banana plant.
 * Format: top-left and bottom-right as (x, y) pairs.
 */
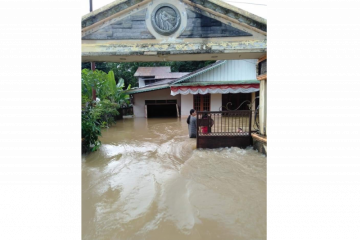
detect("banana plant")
(115, 78), (131, 107)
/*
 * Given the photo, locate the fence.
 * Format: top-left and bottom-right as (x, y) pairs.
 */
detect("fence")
(196, 110), (253, 149)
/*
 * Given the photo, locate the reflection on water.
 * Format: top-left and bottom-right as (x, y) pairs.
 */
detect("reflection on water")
(82, 118), (266, 240)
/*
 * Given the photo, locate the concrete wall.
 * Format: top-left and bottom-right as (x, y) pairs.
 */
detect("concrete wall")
(133, 88), (181, 118)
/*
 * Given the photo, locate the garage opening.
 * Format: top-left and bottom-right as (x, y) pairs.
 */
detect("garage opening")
(145, 100), (178, 118)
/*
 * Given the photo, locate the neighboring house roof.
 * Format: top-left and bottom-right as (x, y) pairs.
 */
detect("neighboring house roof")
(126, 84), (170, 95)
(154, 72), (190, 79)
(134, 67), (189, 80)
(171, 60), (227, 85)
(134, 67), (171, 77)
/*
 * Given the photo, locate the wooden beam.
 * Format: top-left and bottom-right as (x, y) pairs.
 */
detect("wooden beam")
(257, 74), (267, 81)
(183, 0), (267, 36)
(251, 133), (267, 143)
(258, 55), (267, 63)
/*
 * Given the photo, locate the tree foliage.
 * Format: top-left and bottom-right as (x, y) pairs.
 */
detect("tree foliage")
(81, 68), (130, 153)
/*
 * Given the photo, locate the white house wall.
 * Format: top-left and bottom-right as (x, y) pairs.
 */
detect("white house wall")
(133, 88), (181, 118)
(138, 78), (145, 88)
(185, 59), (257, 83)
(181, 94), (193, 117)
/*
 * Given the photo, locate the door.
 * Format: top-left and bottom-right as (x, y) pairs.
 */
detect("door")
(193, 94), (210, 111)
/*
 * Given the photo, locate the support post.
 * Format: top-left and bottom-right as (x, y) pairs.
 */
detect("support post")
(259, 80), (267, 136)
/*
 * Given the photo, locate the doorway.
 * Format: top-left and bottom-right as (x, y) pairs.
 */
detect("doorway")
(145, 100), (179, 118)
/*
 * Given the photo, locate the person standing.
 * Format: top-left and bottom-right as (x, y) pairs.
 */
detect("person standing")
(187, 109), (197, 138)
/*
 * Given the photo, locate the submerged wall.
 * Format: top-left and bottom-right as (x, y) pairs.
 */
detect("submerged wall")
(252, 133), (267, 156)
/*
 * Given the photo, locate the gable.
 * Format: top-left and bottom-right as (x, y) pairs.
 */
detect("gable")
(82, 0), (265, 40)
(81, 0), (267, 62)
(179, 10), (252, 38)
(81, 6), (256, 40)
(82, 9), (155, 40)
(82, 0), (146, 29)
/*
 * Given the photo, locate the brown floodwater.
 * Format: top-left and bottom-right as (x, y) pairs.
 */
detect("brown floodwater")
(82, 118), (266, 240)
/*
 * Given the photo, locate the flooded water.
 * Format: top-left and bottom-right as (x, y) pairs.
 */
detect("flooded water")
(82, 118), (266, 240)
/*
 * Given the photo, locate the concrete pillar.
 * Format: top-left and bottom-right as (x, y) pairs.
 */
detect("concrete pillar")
(251, 92), (256, 124)
(259, 80), (267, 135)
(265, 81), (267, 134)
(251, 92), (256, 110)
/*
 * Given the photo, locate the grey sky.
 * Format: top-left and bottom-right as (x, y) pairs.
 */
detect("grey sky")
(81, 0), (267, 19)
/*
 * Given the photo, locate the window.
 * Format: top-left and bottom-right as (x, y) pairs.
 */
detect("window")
(144, 80), (156, 85)
(193, 94), (210, 111)
(144, 79), (165, 86)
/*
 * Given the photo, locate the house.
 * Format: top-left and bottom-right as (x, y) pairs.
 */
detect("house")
(134, 67), (189, 87)
(127, 59), (260, 118)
